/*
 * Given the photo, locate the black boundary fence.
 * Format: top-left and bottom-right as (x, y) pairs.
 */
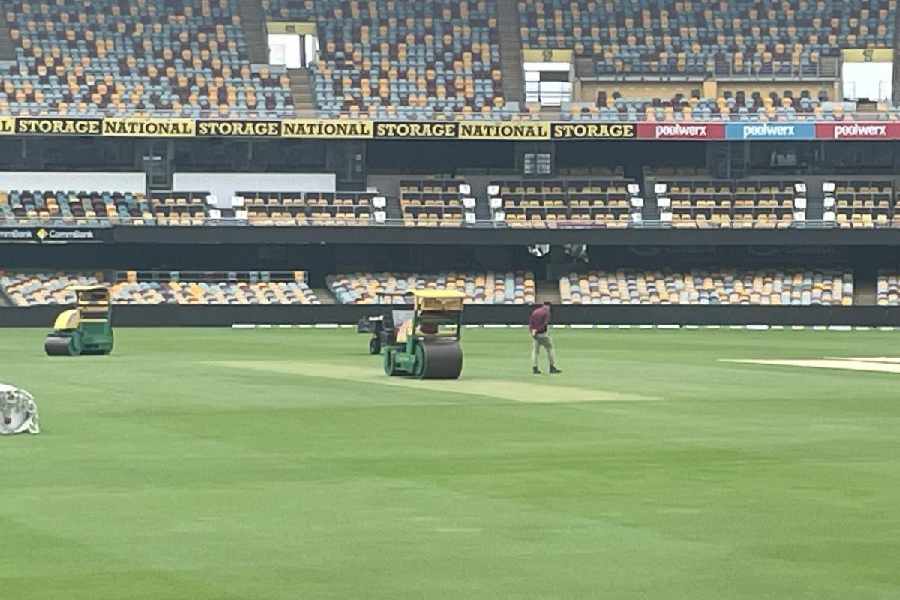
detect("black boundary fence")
(3, 304), (900, 327)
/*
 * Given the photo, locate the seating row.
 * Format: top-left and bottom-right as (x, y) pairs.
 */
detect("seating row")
(327, 271), (536, 304)
(560, 269), (853, 305)
(0, 271), (319, 305)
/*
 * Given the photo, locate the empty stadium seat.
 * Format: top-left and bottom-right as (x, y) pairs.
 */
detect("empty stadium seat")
(560, 268), (853, 306)
(2, 0), (294, 117)
(327, 271), (536, 304)
(0, 271), (320, 304)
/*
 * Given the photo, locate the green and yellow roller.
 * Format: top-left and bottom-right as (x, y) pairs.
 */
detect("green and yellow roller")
(383, 290), (464, 379)
(44, 286), (115, 357)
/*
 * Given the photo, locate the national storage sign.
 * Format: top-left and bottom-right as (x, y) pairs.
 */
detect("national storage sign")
(0, 116), (898, 141)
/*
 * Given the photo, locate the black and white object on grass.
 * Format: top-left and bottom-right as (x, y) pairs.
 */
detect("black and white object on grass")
(0, 385), (40, 435)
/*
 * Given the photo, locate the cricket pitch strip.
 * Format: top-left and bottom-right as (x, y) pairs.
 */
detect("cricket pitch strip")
(721, 357), (900, 374)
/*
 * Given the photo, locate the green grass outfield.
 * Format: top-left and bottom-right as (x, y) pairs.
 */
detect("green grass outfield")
(2, 327), (900, 599)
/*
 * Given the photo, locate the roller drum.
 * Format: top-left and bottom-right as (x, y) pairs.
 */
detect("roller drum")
(44, 335), (77, 357)
(418, 339), (463, 379)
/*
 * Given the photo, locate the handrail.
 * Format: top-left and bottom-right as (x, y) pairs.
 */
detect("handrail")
(0, 216), (888, 230)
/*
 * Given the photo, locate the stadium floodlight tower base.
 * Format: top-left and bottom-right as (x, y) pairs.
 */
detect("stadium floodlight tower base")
(0, 384), (40, 435)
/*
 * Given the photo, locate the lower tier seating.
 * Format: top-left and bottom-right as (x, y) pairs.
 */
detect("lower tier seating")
(876, 272), (900, 306)
(0, 271), (319, 305)
(560, 269), (853, 305)
(327, 271), (535, 304)
(0, 271), (103, 305)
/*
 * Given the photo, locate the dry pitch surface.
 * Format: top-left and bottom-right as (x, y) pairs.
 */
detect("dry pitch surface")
(2, 327), (900, 600)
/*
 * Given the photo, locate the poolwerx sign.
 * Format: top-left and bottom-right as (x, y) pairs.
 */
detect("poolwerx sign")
(3, 117), (900, 141)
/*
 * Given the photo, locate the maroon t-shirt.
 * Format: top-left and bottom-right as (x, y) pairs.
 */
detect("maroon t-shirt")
(529, 305), (550, 334)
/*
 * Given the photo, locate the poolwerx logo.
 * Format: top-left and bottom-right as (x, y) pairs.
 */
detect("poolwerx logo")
(742, 124), (796, 139)
(833, 124), (888, 139)
(655, 124), (708, 138)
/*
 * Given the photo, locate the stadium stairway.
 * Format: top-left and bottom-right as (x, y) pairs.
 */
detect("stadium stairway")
(385, 194), (404, 222)
(536, 280), (561, 305)
(497, 0), (524, 105)
(311, 288), (336, 304)
(854, 265), (879, 306)
(895, 5), (900, 105)
(237, 0), (270, 65)
(287, 69), (316, 114)
(0, 19), (15, 61)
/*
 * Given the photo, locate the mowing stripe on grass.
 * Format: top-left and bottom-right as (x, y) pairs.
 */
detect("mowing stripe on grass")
(209, 361), (662, 404)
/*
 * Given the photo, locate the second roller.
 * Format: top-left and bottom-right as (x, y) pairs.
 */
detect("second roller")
(383, 290), (465, 380)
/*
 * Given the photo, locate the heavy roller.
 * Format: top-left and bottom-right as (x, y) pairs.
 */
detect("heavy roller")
(44, 286), (114, 357)
(383, 290), (464, 379)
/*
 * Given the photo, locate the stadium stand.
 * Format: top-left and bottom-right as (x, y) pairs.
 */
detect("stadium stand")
(876, 271), (900, 305)
(327, 271), (536, 303)
(0, 189), (152, 224)
(2, 0), (294, 116)
(149, 191), (210, 226)
(560, 268), (853, 305)
(0, 271), (102, 305)
(236, 190), (378, 225)
(399, 180), (473, 227)
(565, 87), (844, 122)
(823, 180), (894, 228)
(264, 0), (509, 119)
(517, 0), (892, 77)
(654, 179), (804, 229)
(487, 179), (642, 228)
(0, 271), (319, 304)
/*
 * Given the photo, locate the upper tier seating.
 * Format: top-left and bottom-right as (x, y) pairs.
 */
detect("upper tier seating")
(568, 88), (849, 121)
(655, 179), (804, 229)
(327, 271), (536, 303)
(0, 271), (319, 304)
(518, 0), (893, 77)
(560, 268), (853, 305)
(2, 0), (294, 116)
(488, 179), (642, 228)
(265, 0), (508, 118)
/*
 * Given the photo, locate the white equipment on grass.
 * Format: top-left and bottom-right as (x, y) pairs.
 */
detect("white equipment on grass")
(0, 384), (40, 435)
